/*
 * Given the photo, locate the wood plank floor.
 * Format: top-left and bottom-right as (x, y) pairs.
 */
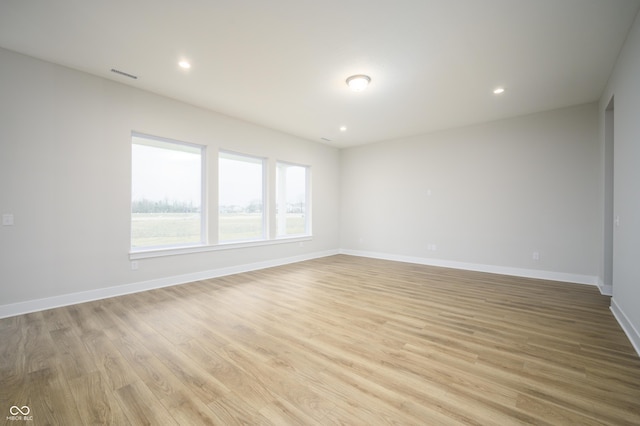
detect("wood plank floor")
(1, 254), (639, 425)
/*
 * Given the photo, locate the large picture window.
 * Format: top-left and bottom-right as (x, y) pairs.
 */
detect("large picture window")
(131, 134), (205, 250)
(219, 151), (265, 242)
(130, 136), (311, 257)
(277, 162), (310, 237)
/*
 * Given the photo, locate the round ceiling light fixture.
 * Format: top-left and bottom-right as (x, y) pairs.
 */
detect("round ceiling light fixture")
(493, 87), (505, 94)
(346, 74), (371, 92)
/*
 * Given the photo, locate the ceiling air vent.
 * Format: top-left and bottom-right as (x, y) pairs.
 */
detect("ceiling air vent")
(110, 68), (138, 79)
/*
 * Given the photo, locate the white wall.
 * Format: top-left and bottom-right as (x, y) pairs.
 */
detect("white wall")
(0, 48), (340, 313)
(600, 11), (640, 353)
(340, 103), (601, 282)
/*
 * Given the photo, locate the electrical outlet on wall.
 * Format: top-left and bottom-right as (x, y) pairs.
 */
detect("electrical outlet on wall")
(532, 251), (540, 261)
(2, 213), (14, 226)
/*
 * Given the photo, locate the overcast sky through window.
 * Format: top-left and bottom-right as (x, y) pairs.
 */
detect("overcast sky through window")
(131, 142), (201, 206)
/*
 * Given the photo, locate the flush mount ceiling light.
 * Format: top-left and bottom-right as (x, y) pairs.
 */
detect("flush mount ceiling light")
(346, 74), (371, 92)
(178, 60), (191, 69)
(340, 125), (347, 132)
(493, 87), (505, 94)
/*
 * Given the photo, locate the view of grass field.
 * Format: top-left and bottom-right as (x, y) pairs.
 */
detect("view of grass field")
(278, 214), (306, 237)
(131, 213), (306, 248)
(218, 213), (263, 242)
(131, 213), (201, 248)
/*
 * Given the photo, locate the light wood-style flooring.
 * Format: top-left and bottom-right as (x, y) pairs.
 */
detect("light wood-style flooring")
(1, 255), (639, 425)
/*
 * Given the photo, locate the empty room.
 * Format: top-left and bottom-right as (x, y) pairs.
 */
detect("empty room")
(1, 1), (640, 424)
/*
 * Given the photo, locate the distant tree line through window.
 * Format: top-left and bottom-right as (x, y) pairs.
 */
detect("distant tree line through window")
(131, 199), (200, 214)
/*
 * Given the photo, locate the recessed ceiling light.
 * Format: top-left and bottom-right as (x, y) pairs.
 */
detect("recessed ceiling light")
(340, 126), (347, 132)
(178, 61), (191, 69)
(493, 87), (505, 94)
(346, 74), (371, 92)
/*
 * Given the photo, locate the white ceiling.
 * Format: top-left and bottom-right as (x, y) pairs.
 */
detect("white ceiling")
(1, 0), (639, 148)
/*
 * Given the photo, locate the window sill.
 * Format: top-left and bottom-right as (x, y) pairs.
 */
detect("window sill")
(129, 235), (313, 260)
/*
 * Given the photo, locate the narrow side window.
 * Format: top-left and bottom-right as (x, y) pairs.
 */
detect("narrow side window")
(276, 162), (310, 237)
(219, 151), (266, 243)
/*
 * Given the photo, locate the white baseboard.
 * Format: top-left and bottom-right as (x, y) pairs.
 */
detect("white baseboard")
(0, 249), (339, 319)
(610, 298), (640, 357)
(597, 277), (613, 296)
(339, 249), (599, 286)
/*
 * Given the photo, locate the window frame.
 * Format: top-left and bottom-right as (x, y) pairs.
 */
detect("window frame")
(276, 160), (311, 238)
(128, 139), (314, 260)
(218, 149), (267, 244)
(130, 132), (207, 252)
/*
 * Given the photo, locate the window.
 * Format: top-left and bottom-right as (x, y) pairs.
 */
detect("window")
(131, 134), (205, 250)
(219, 151), (265, 242)
(130, 137), (311, 258)
(277, 162), (310, 237)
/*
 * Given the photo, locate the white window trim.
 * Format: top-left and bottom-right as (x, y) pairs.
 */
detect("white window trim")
(131, 132), (207, 251)
(218, 149), (268, 243)
(129, 141), (313, 259)
(276, 160), (311, 237)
